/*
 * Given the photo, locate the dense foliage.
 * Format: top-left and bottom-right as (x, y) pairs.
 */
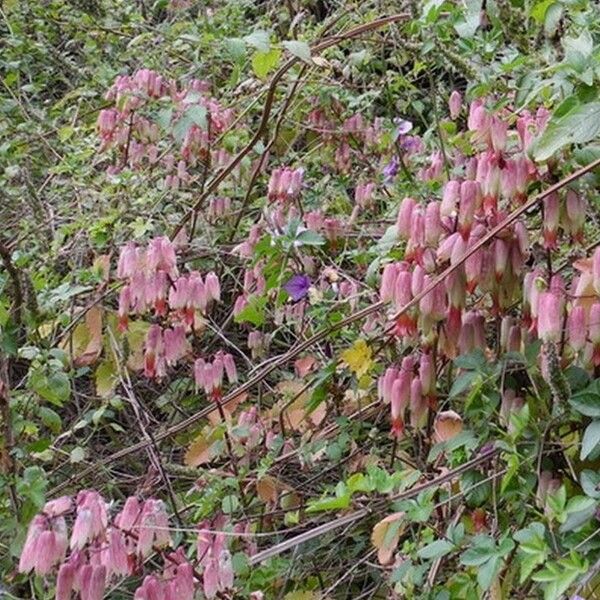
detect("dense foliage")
(2, 0), (600, 598)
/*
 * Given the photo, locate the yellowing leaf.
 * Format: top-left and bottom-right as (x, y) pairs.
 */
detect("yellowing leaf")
(434, 410), (463, 442)
(206, 392), (247, 426)
(125, 320), (151, 371)
(61, 307), (104, 367)
(341, 339), (372, 378)
(95, 359), (118, 398)
(371, 512), (405, 565)
(257, 476), (279, 504)
(184, 428), (223, 467)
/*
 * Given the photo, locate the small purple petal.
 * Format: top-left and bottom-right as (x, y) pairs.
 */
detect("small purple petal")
(284, 274), (311, 301)
(383, 156), (399, 184)
(394, 118), (413, 136)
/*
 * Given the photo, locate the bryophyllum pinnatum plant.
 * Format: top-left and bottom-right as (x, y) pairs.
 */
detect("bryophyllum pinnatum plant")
(2, 1), (600, 599)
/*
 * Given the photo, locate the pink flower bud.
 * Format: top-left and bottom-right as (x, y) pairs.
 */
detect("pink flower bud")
(542, 192), (560, 250)
(379, 367), (399, 404)
(419, 353), (435, 397)
(223, 353), (237, 383)
(565, 189), (587, 243)
(411, 265), (425, 297)
(436, 232), (460, 264)
(393, 271), (413, 311)
(441, 180), (460, 217)
(568, 305), (587, 353)
(419, 277), (446, 321)
(493, 239), (509, 281)
(397, 197), (416, 239)
(490, 116), (508, 152)
(144, 325), (164, 379)
(449, 90), (462, 120)
(458, 181), (480, 238)
(115, 496), (142, 532)
(409, 377), (427, 429)
(593, 247), (600, 295)
(205, 272), (221, 302)
(537, 292), (562, 343)
(425, 201), (443, 245)
(118, 286), (132, 332)
(118, 242), (141, 279)
(390, 379), (408, 439)
(136, 499), (171, 558)
(44, 496), (73, 517)
(56, 562), (76, 600)
(88, 565), (107, 600)
(380, 263), (400, 302)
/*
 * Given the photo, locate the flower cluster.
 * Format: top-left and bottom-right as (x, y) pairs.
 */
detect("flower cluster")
(267, 167), (304, 203)
(378, 354), (436, 437)
(116, 237), (223, 380)
(18, 492), (186, 600)
(375, 95), (597, 435)
(193, 351), (238, 398)
(97, 69), (234, 187)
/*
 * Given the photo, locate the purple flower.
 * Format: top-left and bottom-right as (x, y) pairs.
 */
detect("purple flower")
(284, 274), (311, 301)
(383, 156), (399, 184)
(400, 135), (423, 154)
(394, 118), (413, 137)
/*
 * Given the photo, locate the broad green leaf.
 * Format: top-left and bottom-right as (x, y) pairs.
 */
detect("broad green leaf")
(449, 371), (480, 399)
(282, 40), (311, 63)
(38, 406), (62, 434)
(30, 368), (71, 406)
(251, 48), (282, 79)
(580, 469), (600, 499)
(234, 296), (267, 327)
(530, 0), (554, 22)
(569, 379), (600, 416)
(244, 29), (270, 52)
(418, 539), (455, 560)
(581, 420), (600, 460)
(295, 229), (325, 247)
(531, 102), (600, 162)
(306, 493), (351, 513)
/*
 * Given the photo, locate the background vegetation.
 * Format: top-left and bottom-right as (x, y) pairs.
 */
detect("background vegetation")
(1, 0), (600, 598)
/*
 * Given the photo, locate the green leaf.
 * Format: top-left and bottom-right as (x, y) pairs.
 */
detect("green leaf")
(418, 539), (455, 560)
(544, 3), (563, 37)
(38, 406), (62, 434)
(295, 229), (325, 247)
(221, 494), (240, 514)
(282, 40), (311, 63)
(244, 29), (271, 52)
(224, 37), (246, 60)
(514, 523), (548, 583)
(477, 556), (501, 590)
(252, 48), (282, 79)
(569, 379), (600, 416)
(531, 102), (600, 162)
(70, 446), (86, 463)
(30, 368), (71, 406)
(306, 493), (351, 513)
(530, 0), (554, 22)
(234, 296), (267, 327)
(449, 371), (480, 399)
(581, 420), (600, 460)
(172, 105), (207, 142)
(580, 469), (600, 499)
(460, 536), (497, 566)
